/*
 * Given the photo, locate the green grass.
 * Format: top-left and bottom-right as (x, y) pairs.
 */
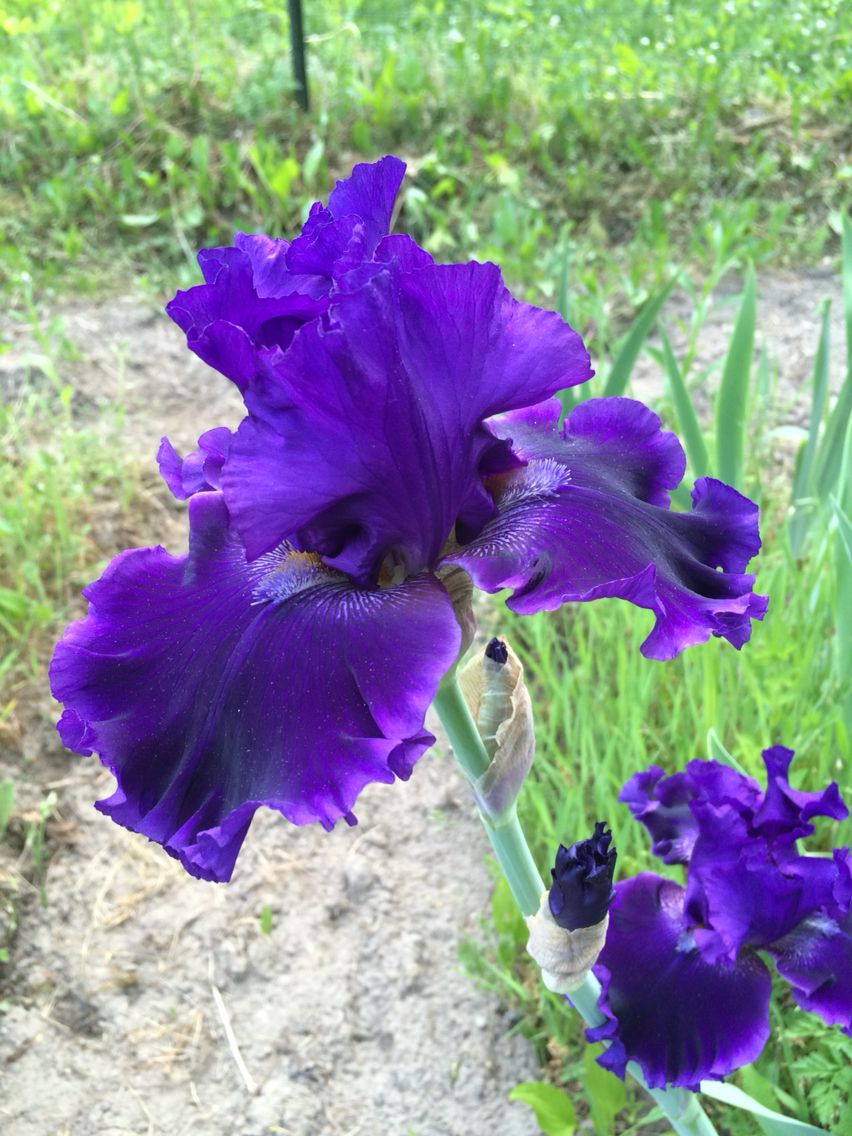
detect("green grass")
(0, 376), (134, 695)
(1, 0), (849, 309)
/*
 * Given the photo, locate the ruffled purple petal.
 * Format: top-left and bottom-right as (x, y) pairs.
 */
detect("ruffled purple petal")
(284, 214), (367, 278)
(49, 493), (460, 882)
(587, 874), (772, 1089)
(157, 437), (207, 500)
(684, 798), (846, 964)
(768, 904), (852, 1036)
(167, 245), (326, 389)
(157, 427), (232, 500)
(620, 754), (851, 963)
(619, 766), (701, 864)
(446, 398), (767, 660)
(166, 158), (408, 388)
(223, 261), (591, 581)
(326, 155), (406, 253)
(374, 233), (434, 270)
(619, 760), (761, 864)
(752, 745), (849, 846)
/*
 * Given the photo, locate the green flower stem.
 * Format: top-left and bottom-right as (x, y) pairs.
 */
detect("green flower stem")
(433, 673), (719, 1136)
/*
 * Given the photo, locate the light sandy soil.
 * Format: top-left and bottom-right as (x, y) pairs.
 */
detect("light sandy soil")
(0, 267), (846, 1136)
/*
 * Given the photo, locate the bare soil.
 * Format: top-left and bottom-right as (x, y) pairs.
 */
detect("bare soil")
(0, 267), (845, 1136)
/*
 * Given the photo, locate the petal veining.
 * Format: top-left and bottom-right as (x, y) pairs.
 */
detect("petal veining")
(447, 398), (767, 660)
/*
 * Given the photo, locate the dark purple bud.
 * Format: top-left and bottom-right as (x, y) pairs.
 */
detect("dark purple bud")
(485, 637), (509, 665)
(549, 821), (617, 930)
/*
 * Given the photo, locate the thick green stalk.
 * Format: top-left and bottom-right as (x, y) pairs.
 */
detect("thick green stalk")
(433, 674), (719, 1136)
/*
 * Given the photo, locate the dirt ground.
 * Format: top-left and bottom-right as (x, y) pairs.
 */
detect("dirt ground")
(0, 267), (846, 1136)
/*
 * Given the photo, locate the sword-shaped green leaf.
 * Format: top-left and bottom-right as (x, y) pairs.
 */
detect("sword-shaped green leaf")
(789, 299), (831, 555)
(715, 264), (756, 488)
(842, 209), (852, 376)
(700, 1081), (827, 1135)
(602, 279), (676, 397)
(659, 325), (709, 476)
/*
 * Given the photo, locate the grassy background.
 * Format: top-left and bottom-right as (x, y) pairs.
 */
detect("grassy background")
(2, 1), (851, 1133)
(1, 0), (849, 312)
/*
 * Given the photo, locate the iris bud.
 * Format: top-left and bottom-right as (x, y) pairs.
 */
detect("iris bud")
(437, 563), (477, 660)
(526, 823), (616, 993)
(549, 821), (616, 930)
(457, 636), (534, 823)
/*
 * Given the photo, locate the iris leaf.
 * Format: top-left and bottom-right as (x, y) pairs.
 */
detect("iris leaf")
(715, 264), (756, 488)
(843, 209), (852, 377)
(789, 300), (831, 555)
(602, 279), (676, 398)
(813, 369), (852, 505)
(699, 1081), (827, 1134)
(659, 325), (709, 477)
(706, 729), (748, 775)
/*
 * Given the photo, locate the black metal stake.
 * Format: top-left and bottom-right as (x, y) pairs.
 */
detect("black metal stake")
(287, 0), (309, 112)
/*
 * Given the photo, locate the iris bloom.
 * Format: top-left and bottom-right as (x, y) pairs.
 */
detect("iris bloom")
(50, 157), (766, 882)
(588, 748), (852, 1088)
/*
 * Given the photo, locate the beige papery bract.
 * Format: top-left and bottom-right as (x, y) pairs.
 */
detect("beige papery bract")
(526, 894), (610, 994)
(457, 638), (535, 820)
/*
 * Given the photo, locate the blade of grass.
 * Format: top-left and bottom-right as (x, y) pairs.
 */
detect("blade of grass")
(715, 264), (756, 488)
(556, 241), (581, 414)
(833, 416), (852, 732)
(813, 371), (852, 503)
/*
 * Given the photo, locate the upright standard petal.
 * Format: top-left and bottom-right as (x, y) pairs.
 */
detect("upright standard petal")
(224, 261), (591, 581)
(752, 745), (848, 846)
(447, 397), (767, 660)
(619, 766), (702, 864)
(166, 244), (325, 390)
(166, 157), (408, 387)
(325, 155), (407, 253)
(588, 874), (772, 1089)
(50, 493), (460, 882)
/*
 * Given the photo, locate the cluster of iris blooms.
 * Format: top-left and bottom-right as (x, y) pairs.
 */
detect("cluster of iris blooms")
(49, 158), (850, 1094)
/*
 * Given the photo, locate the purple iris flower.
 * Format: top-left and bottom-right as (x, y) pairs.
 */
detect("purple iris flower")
(50, 157), (766, 883)
(588, 747), (852, 1089)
